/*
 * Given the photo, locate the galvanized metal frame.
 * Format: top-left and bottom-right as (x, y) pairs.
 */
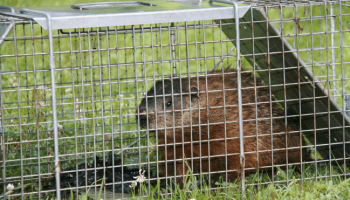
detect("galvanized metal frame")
(18, 8), (61, 199)
(0, 1), (251, 30)
(0, 6), (14, 46)
(0, 0), (349, 199)
(209, 0), (245, 191)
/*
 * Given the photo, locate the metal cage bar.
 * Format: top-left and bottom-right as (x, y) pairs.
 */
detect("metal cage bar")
(19, 8), (61, 199)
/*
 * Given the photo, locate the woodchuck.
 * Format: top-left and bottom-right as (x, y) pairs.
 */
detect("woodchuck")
(137, 69), (308, 185)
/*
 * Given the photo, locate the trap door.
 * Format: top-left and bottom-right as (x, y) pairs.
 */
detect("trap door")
(217, 7), (350, 161)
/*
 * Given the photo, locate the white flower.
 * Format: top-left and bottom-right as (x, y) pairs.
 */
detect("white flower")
(129, 181), (137, 189)
(134, 169), (146, 183)
(7, 184), (14, 191)
(276, 171), (281, 176)
(57, 123), (63, 129)
(6, 183), (14, 194)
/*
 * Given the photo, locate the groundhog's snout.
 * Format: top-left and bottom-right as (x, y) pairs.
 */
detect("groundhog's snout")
(138, 111), (158, 130)
(138, 110), (170, 131)
(138, 112), (148, 128)
(139, 116), (147, 128)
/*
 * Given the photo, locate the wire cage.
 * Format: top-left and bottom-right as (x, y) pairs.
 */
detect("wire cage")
(0, 0), (350, 199)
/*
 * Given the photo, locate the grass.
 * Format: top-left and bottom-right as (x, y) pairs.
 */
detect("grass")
(38, 162), (350, 199)
(118, 162), (350, 199)
(1, 0), (350, 199)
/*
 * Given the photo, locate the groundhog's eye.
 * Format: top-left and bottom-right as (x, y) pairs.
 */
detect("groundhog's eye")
(166, 101), (172, 108)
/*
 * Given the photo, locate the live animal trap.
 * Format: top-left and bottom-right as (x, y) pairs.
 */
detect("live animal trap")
(0, 0), (350, 199)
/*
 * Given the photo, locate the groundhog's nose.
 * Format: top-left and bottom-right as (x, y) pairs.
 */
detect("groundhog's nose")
(139, 114), (147, 127)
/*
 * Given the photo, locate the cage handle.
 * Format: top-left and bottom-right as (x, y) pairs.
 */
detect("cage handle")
(0, 6), (15, 13)
(71, 1), (155, 10)
(209, 0), (239, 6)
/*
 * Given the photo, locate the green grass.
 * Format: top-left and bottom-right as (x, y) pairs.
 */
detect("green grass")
(127, 162), (350, 200)
(1, 0), (350, 199)
(41, 162), (350, 199)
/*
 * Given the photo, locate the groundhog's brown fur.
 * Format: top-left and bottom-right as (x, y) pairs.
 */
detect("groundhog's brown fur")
(137, 69), (307, 185)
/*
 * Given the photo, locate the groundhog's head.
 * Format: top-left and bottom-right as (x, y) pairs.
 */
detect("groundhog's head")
(137, 78), (199, 135)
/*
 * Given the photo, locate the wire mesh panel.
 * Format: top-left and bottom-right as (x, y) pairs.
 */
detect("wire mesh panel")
(0, 0), (350, 199)
(235, 0), (350, 187)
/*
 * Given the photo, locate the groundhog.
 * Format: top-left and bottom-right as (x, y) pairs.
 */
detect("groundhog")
(137, 69), (308, 186)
